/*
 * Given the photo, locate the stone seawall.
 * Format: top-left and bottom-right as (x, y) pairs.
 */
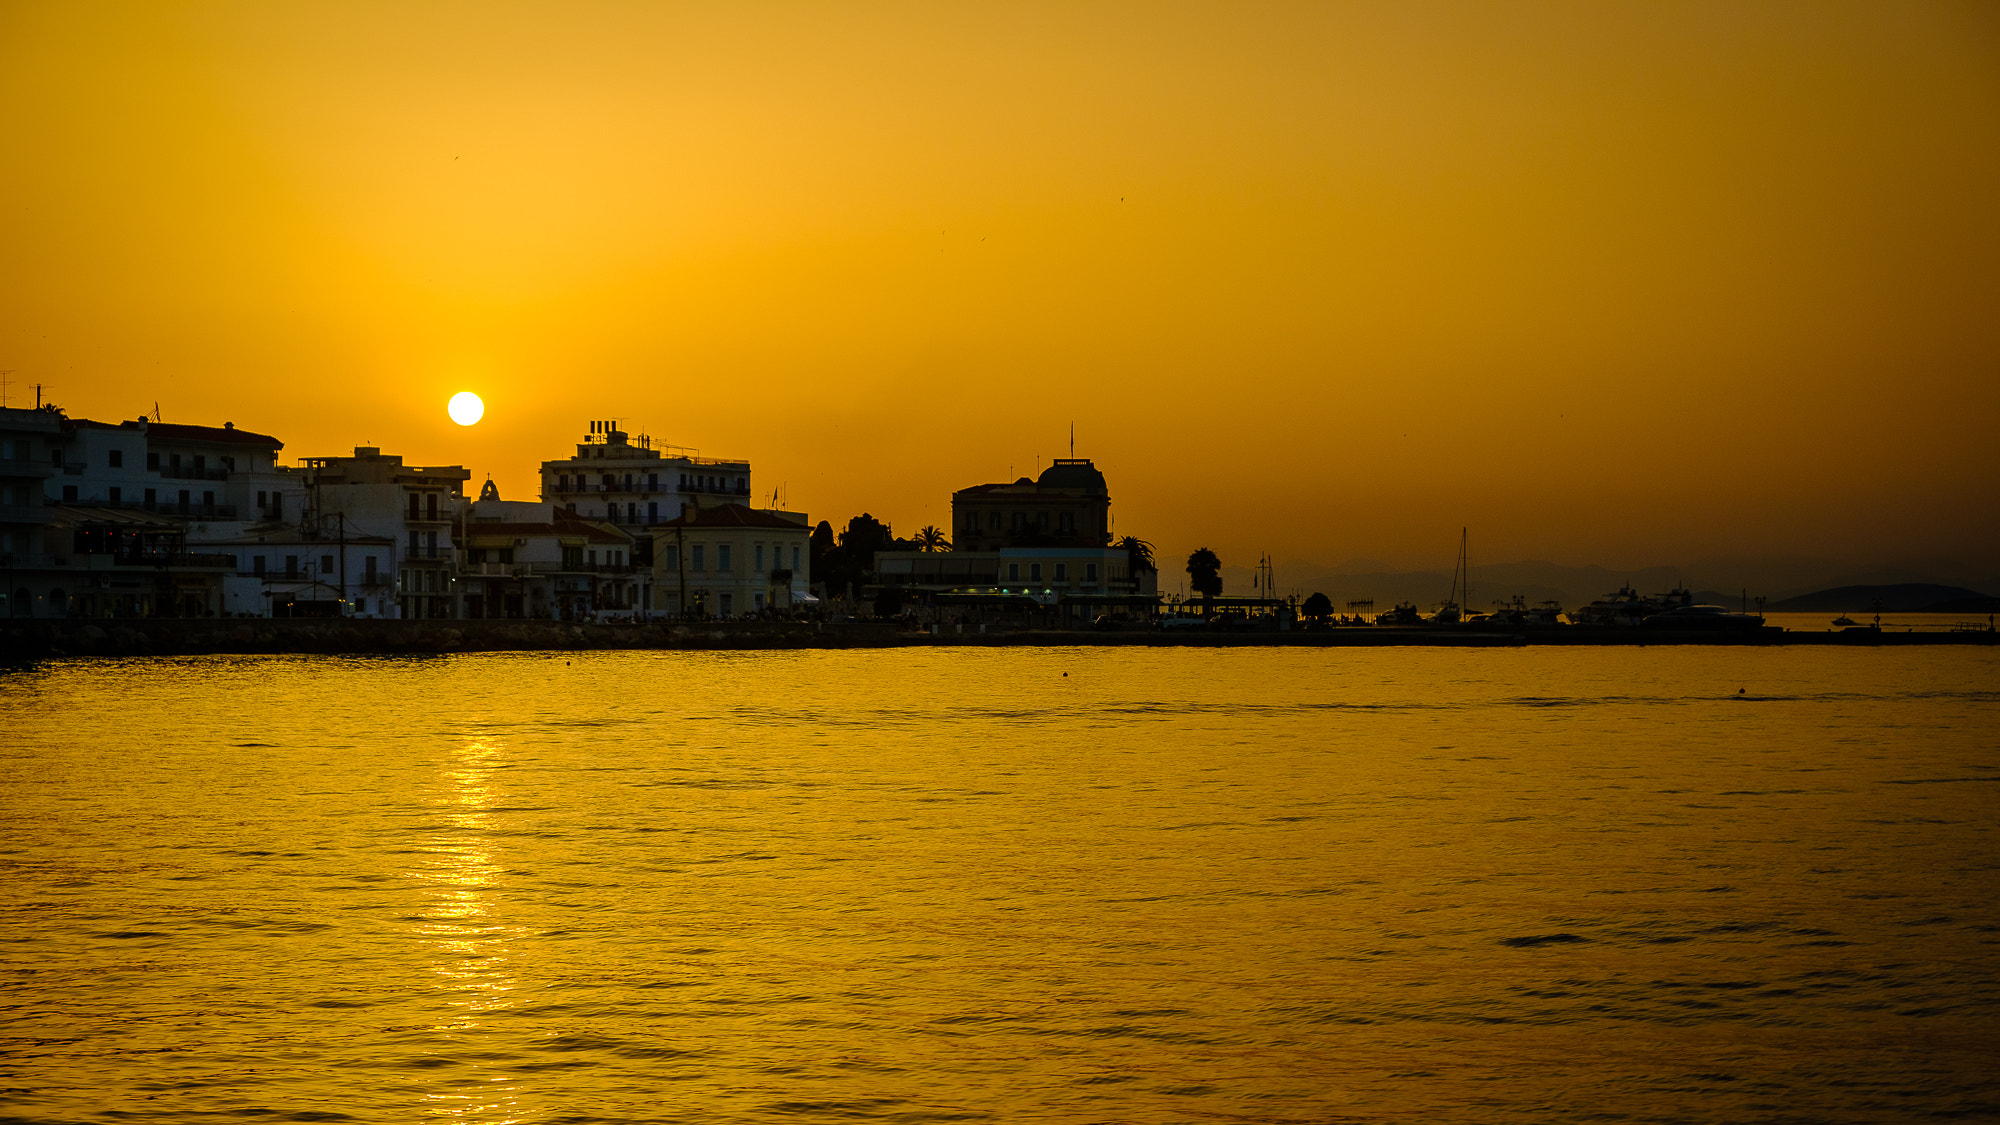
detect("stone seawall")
(0, 619), (904, 659)
(2, 620), (1990, 660)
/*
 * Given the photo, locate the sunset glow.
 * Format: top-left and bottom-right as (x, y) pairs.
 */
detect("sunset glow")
(2, 1), (1994, 574)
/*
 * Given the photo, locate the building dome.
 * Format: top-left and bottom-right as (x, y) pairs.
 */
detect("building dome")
(1036, 459), (1107, 496)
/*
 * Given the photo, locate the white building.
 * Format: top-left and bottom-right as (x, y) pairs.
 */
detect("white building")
(458, 498), (636, 620)
(295, 447), (471, 619)
(5, 408), (305, 618)
(542, 421), (754, 529)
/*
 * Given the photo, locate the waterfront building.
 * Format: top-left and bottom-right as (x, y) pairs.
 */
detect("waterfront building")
(457, 498), (636, 621)
(649, 504), (811, 619)
(0, 407), (65, 617)
(541, 421), (753, 529)
(876, 457), (1156, 622)
(951, 459), (1111, 552)
(3, 406), (303, 618)
(295, 447), (471, 619)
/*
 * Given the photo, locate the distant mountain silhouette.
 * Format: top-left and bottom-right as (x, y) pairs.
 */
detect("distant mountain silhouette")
(1765, 584), (1991, 613)
(1214, 558), (1998, 614)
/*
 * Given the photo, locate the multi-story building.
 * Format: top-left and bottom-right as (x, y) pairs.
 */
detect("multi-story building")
(0, 406), (64, 617)
(876, 457), (1155, 622)
(457, 498), (636, 621)
(651, 504), (811, 619)
(542, 421), (753, 529)
(291, 447), (472, 619)
(952, 459), (1112, 552)
(2, 408), (305, 618)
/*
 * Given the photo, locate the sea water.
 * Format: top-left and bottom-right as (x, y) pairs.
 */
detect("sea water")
(1, 647), (1995, 1123)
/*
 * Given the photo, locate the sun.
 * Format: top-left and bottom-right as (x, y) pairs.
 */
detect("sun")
(447, 391), (485, 426)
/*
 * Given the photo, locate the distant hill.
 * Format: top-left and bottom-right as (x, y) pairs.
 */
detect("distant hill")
(1765, 584), (1991, 613)
(1206, 560), (1998, 615)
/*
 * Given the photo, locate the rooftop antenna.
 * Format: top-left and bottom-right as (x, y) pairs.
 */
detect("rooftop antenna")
(1069, 422), (1074, 459)
(0, 371), (13, 408)
(153, 401), (161, 422)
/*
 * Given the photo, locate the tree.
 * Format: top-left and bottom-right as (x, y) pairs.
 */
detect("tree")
(1302, 592), (1334, 621)
(1117, 535), (1156, 575)
(915, 525), (951, 552)
(1186, 547), (1222, 612)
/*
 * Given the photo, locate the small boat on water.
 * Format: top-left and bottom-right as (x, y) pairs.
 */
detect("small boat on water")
(1832, 614), (1857, 627)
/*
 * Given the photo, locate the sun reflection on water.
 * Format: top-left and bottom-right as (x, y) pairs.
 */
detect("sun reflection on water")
(415, 737), (527, 1123)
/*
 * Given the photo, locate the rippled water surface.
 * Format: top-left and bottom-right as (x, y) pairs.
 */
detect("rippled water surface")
(2, 647), (1996, 1123)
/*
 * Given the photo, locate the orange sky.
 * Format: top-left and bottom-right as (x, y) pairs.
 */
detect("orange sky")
(3, 1), (1995, 573)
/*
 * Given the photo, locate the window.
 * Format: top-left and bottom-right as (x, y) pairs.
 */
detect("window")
(254, 556), (266, 576)
(589, 549), (597, 566)
(1059, 512), (1074, 535)
(792, 546), (800, 570)
(285, 555), (299, 578)
(355, 598), (366, 614)
(426, 493), (438, 520)
(321, 555), (334, 573)
(108, 487), (120, 504)
(990, 512), (1001, 530)
(624, 474), (633, 490)
(109, 450), (123, 468)
(177, 490), (190, 513)
(558, 474), (570, 491)
(365, 556), (378, 581)
(408, 493), (419, 518)
(1031, 563), (1042, 581)
(691, 545), (705, 571)
(145, 487), (156, 507)
(62, 485), (77, 502)
(147, 452), (160, 470)
(409, 530), (420, 553)
(193, 455), (205, 473)
(257, 491), (267, 508)
(718, 545), (732, 571)
(426, 531), (437, 557)
(1036, 512), (1049, 529)
(648, 501), (658, 522)
(648, 473), (658, 491)
(51, 449), (64, 467)
(1086, 563), (1098, 582)
(720, 592), (733, 616)
(1009, 512), (1023, 532)
(1055, 563), (1067, 581)
(170, 453), (181, 470)
(203, 490), (215, 510)
(1008, 563), (1019, 580)
(663, 546), (679, 569)
(627, 502), (637, 523)
(270, 494), (281, 518)
(606, 506), (618, 524)
(755, 544), (764, 570)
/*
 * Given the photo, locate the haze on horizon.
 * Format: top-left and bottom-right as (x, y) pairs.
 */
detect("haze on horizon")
(3, 1), (1995, 578)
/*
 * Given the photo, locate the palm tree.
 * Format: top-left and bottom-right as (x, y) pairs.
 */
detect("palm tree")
(915, 525), (951, 553)
(1186, 547), (1222, 613)
(1116, 535), (1156, 574)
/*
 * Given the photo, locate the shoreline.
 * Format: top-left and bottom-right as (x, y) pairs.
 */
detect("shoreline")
(2, 619), (1993, 659)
